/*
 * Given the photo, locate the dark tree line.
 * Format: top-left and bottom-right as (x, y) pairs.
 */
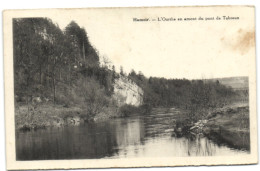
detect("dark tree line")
(13, 18), (114, 110)
(128, 69), (239, 121)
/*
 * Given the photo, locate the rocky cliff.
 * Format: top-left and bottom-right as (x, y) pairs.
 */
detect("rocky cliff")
(113, 76), (144, 106)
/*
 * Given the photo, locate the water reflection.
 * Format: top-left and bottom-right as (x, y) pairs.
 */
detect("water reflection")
(16, 110), (249, 160)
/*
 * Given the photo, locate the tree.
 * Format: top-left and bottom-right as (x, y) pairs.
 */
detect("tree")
(65, 21), (99, 67)
(120, 66), (124, 76)
(13, 18), (61, 103)
(129, 69), (136, 77)
(81, 79), (109, 119)
(112, 65), (116, 83)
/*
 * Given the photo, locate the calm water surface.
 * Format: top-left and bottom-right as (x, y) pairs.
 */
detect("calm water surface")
(16, 109), (249, 160)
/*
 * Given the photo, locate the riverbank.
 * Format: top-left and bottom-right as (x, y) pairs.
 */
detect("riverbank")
(16, 105), (248, 160)
(15, 104), (119, 131)
(176, 103), (250, 151)
(204, 103), (250, 150)
(15, 103), (150, 131)
(16, 102), (250, 151)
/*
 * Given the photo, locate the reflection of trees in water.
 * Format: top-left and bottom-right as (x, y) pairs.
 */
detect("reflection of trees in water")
(207, 130), (250, 151)
(142, 110), (177, 138)
(76, 123), (120, 158)
(16, 118), (146, 160)
(114, 118), (145, 157)
(16, 114), (250, 160)
(186, 135), (216, 156)
(237, 132), (250, 151)
(115, 120), (141, 147)
(16, 123), (121, 160)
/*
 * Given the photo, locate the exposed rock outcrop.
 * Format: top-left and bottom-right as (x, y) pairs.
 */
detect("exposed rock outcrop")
(113, 76), (144, 106)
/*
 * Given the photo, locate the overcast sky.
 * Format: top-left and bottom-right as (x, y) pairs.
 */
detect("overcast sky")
(43, 7), (255, 79)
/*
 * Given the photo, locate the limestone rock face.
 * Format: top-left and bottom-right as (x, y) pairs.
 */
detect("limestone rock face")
(113, 76), (144, 106)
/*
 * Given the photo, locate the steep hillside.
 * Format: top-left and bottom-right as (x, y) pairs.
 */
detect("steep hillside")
(113, 76), (144, 106)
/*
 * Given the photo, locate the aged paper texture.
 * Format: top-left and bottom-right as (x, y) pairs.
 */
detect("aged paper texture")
(3, 6), (257, 170)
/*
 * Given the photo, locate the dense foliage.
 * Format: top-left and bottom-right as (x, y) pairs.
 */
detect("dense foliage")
(13, 18), (115, 117)
(13, 17), (243, 122)
(128, 70), (241, 121)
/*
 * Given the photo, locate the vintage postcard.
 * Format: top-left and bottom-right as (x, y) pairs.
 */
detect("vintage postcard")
(3, 6), (257, 170)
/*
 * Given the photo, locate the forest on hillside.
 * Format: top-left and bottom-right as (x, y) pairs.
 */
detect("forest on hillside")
(13, 18), (118, 116)
(13, 17), (246, 122)
(127, 70), (248, 121)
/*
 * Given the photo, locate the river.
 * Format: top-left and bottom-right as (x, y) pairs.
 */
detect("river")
(16, 108), (249, 160)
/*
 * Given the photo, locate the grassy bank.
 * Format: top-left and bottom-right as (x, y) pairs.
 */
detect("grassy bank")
(171, 102), (250, 151)
(204, 103), (250, 150)
(15, 103), (120, 131)
(15, 103), (150, 131)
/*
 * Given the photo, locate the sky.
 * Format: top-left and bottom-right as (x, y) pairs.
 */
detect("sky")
(39, 7), (255, 79)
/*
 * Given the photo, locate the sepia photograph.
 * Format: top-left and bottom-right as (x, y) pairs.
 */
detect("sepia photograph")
(3, 6), (257, 170)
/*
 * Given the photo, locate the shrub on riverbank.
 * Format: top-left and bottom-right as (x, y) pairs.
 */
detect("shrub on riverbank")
(15, 103), (121, 130)
(15, 104), (83, 130)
